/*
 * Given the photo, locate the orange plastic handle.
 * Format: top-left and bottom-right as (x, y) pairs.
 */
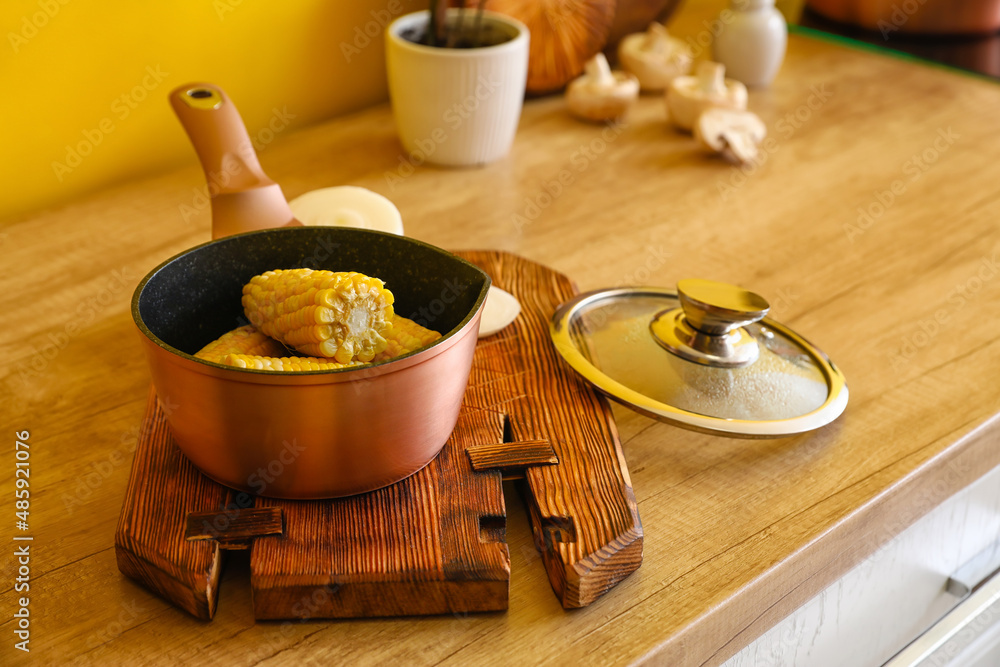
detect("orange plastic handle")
(169, 83), (300, 239)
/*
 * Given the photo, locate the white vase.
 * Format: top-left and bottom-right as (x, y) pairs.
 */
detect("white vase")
(713, 0), (787, 87)
(386, 9), (529, 167)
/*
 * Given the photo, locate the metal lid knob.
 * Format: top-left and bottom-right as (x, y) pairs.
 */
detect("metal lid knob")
(650, 279), (770, 368)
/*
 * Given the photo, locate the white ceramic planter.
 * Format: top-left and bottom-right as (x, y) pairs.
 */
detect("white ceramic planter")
(386, 9), (529, 167)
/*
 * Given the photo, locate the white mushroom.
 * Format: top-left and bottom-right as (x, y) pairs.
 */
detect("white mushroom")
(289, 186), (404, 235)
(694, 108), (767, 165)
(617, 22), (693, 92)
(666, 61), (748, 132)
(566, 53), (640, 123)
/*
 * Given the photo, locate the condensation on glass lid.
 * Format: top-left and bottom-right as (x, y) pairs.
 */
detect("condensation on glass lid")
(570, 294), (829, 421)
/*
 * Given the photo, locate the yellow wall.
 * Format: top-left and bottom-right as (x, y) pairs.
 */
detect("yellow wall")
(1, 0), (807, 222)
(1, 0), (421, 221)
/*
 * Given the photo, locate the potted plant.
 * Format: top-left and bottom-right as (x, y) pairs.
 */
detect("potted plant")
(386, 1), (529, 167)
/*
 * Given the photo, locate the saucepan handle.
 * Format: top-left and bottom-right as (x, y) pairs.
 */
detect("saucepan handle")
(169, 83), (300, 239)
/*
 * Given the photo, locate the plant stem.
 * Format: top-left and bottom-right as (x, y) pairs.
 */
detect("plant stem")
(473, 0), (486, 48)
(447, 0), (465, 49)
(429, 0), (449, 46)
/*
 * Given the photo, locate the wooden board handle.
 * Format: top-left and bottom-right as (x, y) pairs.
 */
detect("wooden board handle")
(467, 440), (558, 478)
(185, 507), (283, 551)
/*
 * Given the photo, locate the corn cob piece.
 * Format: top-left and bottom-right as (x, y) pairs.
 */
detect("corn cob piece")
(242, 269), (395, 364)
(221, 354), (364, 371)
(194, 325), (287, 363)
(219, 316), (441, 372)
(375, 315), (442, 361)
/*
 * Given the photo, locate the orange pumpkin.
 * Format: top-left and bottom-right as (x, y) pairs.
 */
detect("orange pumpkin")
(485, 0), (618, 94)
(605, 0), (682, 49)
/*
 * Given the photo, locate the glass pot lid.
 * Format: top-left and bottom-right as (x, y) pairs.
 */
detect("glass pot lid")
(549, 279), (849, 438)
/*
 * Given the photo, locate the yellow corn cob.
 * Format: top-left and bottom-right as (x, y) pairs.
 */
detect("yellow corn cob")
(220, 316), (441, 372)
(374, 315), (442, 361)
(194, 325), (287, 363)
(242, 269), (394, 364)
(221, 354), (364, 371)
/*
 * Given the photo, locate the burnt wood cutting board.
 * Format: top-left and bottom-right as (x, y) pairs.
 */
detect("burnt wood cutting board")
(115, 250), (643, 620)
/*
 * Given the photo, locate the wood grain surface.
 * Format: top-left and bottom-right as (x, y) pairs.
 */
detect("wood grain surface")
(4, 5), (1000, 664)
(114, 252), (641, 621)
(184, 508), (284, 548)
(250, 404), (511, 621)
(466, 440), (558, 475)
(114, 387), (231, 620)
(459, 251), (642, 608)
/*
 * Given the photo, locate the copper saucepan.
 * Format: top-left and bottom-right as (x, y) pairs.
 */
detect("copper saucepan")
(131, 85), (490, 499)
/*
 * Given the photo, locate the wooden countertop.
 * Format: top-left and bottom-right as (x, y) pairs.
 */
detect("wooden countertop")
(4, 21), (1000, 667)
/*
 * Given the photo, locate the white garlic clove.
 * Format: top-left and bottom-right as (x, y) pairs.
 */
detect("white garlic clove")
(479, 286), (521, 338)
(289, 186), (404, 235)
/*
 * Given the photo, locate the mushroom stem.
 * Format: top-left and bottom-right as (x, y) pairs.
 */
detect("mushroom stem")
(585, 52), (616, 86)
(645, 22), (670, 54)
(696, 61), (727, 95)
(567, 53), (639, 122)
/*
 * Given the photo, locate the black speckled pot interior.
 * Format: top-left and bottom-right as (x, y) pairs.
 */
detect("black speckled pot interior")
(133, 227), (490, 357)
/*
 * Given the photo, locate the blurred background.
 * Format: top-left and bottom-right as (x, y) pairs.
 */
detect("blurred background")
(3, 0), (998, 222)
(0, 0), (424, 221)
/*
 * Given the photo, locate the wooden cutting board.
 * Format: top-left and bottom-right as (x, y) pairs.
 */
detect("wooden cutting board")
(115, 250), (642, 620)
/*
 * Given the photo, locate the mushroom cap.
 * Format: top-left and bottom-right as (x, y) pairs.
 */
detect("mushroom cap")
(567, 71), (640, 122)
(617, 27), (693, 91)
(665, 64), (748, 131)
(694, 108), (767, 164)
(486, 0), (617, 94)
